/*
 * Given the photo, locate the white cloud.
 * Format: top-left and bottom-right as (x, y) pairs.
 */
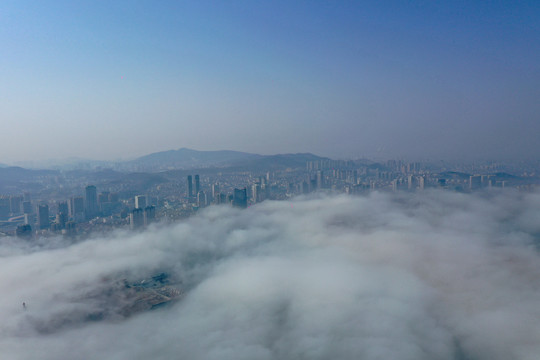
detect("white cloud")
(1, 190), (540, 359)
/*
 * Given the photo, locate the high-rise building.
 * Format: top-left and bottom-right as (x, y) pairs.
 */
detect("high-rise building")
(407, 175), (416, 191)
(143, 206), (156, 226)
(58, 201), (69, 217)
(69, 196), (85, 222)
(10, 196), (23, 215)
(470, 175), (482, 190)
(37, 203), (49, 230)
(130, 208), (144, 230)
(22, 201), (32, 214)
(251, 183), (261, 203)
(197, 191), (207, 208)
(418, 176), (425, 190)
(233, 188), (247, 209)
(0, 197), (10, 218)
(316, 170), (324, 190)
(187, 175), (193, 198)
(85, 185), (98, 219)
(211, 184), (220, 202)
(55, 212), (67, 230)
(135, 195), (147, 209)
(194, 175), (200, 195)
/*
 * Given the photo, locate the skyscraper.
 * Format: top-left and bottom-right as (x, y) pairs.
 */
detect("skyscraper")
(85, 185), (98, 219)
(58, 201), (69, 217)
(233, 188), (247, 209)
(211, 183), (220, 202)
(316, 170), (324, 190)
(37, 203), (49, 230)
(187, 175), (193, 198)
(69, 196), (85, 222)
(9, 196), (22, 215)
(197, 191), (207, 208)
(194, 175), (200, 195)
(130, 208), (144, 230)
(135, 195), (147, 209)
(144, 206), (156, 226)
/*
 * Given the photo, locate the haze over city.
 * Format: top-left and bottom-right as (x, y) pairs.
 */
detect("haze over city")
(2, 2), (540, 360)
(1, 1), (540, 163)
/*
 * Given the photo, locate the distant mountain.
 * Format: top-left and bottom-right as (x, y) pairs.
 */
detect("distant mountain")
(127, 148), (263, 171)
(0, 166), (59, 193)
(128, 148), (329, 171)
(6, 148), (331, 172)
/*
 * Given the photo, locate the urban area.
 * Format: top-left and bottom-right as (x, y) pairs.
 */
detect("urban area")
(1, 151), (539, 240)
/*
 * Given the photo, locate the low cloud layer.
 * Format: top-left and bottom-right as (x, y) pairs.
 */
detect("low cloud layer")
(2, 190), (540, 359)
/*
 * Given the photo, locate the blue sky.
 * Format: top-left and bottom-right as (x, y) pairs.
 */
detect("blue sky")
(1, 1), (539, 162)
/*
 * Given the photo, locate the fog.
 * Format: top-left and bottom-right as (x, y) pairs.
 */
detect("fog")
(1, 190), (540, 359)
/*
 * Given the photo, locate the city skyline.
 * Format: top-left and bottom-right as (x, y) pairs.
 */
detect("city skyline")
(2, 1), (540, 163)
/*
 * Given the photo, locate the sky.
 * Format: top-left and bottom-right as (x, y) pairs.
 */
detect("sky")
(1, 1), (539, 163)
(2, 190), (540, 359)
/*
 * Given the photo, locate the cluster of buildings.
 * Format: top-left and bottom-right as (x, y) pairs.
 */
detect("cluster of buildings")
(1, 158), (537, 239)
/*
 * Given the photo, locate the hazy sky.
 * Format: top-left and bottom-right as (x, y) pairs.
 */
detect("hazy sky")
(1, 1), (539, 163)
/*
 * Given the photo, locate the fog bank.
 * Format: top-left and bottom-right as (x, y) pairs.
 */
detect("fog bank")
(1, 190), (540, 359)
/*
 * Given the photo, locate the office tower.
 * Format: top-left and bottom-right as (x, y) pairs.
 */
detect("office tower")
(10, 196), (23, 215)
(233, 188), (247, 209)
(470, 175), (482, 190)
(130, 208), (144, 230)
(143, 206), (156, 226)
(37, 203), (49, 230)
(407, 175), (416, 191)
(418, 176), (425, 190)
(301, 181), (309, 194)
(58, 201), (69, 217)
(211, 184), (220, 201)
(22, 201), (32, 214)
(316, 170), (324, 189)
(251, 183), (261, 203)
(194, 175), (200, 195)
(24, 213), (34, 225)
(391, 179), (398, 192)
(187, 175), (193, 198)
(85, 185), (98, 219)
(55, 212), (67, 229)
(69, 196), (85, 222)
(135, 195), (147, 209)
(0, 197), (9, 218)
(23, 192), (31, 202)
(197, 191), (207, 208)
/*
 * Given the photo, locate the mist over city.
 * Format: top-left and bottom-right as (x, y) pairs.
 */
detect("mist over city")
(1, 191), (540, 360)
(2, 1), (540, 359)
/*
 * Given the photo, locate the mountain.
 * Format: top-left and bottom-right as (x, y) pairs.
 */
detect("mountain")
(0, 167), (59, 193)
(4, 149), (331, 172)
(127, 148), (329, 171)
(127, 148), (263, 171)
